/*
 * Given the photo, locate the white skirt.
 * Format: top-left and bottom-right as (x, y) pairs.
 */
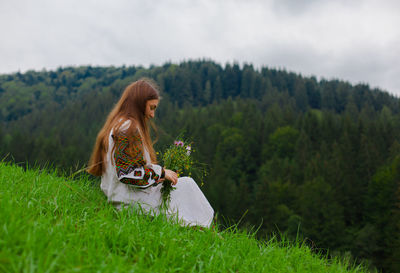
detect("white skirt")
(116, 177), (214, 228)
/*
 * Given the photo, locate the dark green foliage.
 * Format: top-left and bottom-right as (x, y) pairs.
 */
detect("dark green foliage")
(1, 60), (399, 272)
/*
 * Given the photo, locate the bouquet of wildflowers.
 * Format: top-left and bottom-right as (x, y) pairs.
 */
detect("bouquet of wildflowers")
(160, 138), (206, 209)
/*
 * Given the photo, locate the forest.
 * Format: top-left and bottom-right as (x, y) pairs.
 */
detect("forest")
(0, 60), (399, 272)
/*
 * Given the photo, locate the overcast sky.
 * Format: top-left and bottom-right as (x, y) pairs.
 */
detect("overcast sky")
(1, 0), (399, 95)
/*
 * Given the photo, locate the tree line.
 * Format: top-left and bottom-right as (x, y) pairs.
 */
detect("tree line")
(0, 60), (399, 272)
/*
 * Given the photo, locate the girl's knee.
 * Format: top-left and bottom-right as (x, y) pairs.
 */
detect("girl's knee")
(176, 177), (198, 190)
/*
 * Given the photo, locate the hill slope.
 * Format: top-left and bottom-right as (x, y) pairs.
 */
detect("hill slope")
(0, 162), (366, 272)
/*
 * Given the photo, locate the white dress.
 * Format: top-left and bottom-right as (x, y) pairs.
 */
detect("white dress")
(100, 124), (214, 228)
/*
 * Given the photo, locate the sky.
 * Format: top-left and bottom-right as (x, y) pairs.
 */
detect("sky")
(1, 0), (399, 95)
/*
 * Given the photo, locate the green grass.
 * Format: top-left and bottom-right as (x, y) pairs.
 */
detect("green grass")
(0, 162), (368, 273)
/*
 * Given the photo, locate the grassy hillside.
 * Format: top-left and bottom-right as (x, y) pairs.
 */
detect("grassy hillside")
(0, 162), (367, 273)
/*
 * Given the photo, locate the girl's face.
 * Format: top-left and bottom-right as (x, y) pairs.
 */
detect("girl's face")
(145, 99), (159, 119)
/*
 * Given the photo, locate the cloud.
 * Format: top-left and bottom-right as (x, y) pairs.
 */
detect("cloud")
(272, 0), (331, 15)
(0, 0), (399, 95)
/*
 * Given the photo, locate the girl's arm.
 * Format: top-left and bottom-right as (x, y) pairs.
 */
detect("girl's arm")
(113, 129), (164, 188)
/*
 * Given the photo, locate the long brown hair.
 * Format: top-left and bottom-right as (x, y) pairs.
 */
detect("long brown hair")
(87, 78), (160, 176)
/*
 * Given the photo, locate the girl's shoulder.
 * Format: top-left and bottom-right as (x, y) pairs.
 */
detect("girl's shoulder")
(120, 119), (132, 132)
(113, 119), (141, 138)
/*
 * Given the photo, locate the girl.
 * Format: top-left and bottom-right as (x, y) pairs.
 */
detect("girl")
(87, 78), (214, 228)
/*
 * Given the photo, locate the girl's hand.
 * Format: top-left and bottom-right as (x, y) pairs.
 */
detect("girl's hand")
(164, 169), (178, 185)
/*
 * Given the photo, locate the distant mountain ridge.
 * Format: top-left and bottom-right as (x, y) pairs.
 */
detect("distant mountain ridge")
(0, 60), (397, 123)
